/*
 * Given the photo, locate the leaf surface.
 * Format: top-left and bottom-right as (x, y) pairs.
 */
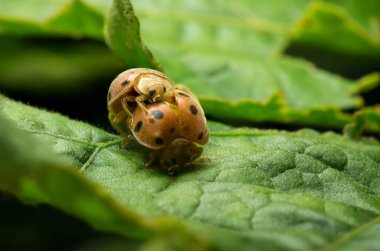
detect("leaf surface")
(1, 95), (380, 250)
(131, 0), (359, 106)
(104, 0), (160, 69)
(0, 0), (109, 39)
(289, 0), (380, 59)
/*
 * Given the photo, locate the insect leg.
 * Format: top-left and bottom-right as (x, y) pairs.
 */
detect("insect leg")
(112, 111), (127, 124)
(146, 150), (160, 168)
(167, 165), (179, 175)
(137, 101), (153, 118)
(121, 98), (133, 117)
(120, 134), (135, 148)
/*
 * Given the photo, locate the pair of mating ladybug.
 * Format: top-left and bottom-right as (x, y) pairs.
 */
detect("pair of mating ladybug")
(107, 68), (209, 173)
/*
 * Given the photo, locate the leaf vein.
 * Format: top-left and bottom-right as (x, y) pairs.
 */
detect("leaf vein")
(188, 184), (204, 219)
(79, 138), (124, 173)
(24, 128), (121, 147)
(24, 128), (101, 146)
(79, 146), (101, 173)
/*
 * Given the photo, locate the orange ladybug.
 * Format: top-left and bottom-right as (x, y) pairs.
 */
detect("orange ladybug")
(129, 90), (209, 149)
(107, 68), (175, 129)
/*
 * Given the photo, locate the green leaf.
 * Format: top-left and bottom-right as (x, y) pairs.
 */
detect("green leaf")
(131, 0), (312, 57)
(352, 72), (380, 94)
(131, 0), (359, 106)
(290, 1), (380, 59)
(344, 112), (366, 140)
(362, 106), (380, 133)
(201, 92), (380, 133)
(285, 1), (380, 77)
(0, 0), (109, 39)
(319, 216), (380, 251)
(104, 0), (160, 69)
(201, 93), (350, 128)
(124, 0), (374, 130)
(1, 94), (380, 250)
(0, 99), (212, 251)
(0, 109), (151, 238)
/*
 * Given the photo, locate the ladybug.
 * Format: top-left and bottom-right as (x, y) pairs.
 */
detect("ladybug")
(129, 90), (209, 149)
(147, 138), (204, 175)
(107, 68), (175, 131)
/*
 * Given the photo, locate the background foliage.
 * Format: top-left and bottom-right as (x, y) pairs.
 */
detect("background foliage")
(0, 0), (379, 250)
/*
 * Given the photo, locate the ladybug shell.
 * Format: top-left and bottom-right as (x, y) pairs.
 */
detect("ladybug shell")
(130, 102), (179, 149)
(130, 90), (209, 149)
(107, 68), (169, 115)
(175, 91), (209, 145)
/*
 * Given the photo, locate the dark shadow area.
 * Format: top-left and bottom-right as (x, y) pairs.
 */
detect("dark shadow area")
(0, 36), (126, 132)
(361, 84), (380, 107)
(0, 192), (123, 251)
(285, 43), (380, 80)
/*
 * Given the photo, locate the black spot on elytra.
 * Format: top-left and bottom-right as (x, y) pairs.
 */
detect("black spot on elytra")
(198, 132), (204, 140)
(190, 105), (198, 115)
(121, 79), (130, 86)
(155, 137), (164, 145)
(149, 89), (156, 97)
(151, 110), (164, 119)
(179, 92), (190, 97)
(134, 121), (143, 132)
(170, 128), (175, 133)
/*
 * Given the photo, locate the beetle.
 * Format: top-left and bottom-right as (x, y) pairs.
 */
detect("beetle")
(107, 69), (209, 174)
(107, 68), (175, 128)
(129, 90), (209, 149)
